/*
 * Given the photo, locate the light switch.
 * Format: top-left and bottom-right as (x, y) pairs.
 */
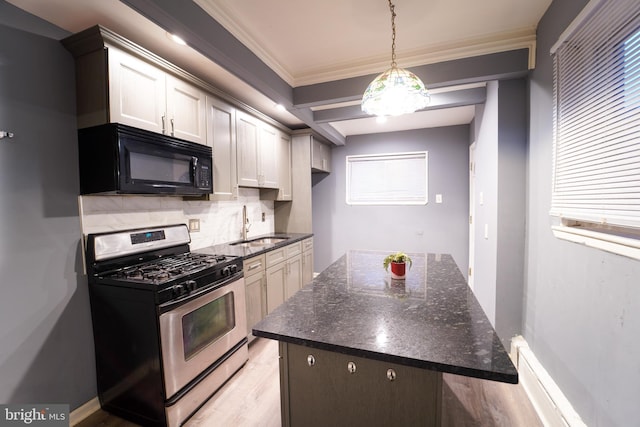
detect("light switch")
(435, 194), (443, 203)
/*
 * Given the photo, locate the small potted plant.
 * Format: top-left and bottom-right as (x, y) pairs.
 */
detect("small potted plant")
(383, 252), (412, 279)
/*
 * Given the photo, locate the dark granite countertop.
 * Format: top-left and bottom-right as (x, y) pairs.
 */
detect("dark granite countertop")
(193, 232), (313, 259)
(253, 250), (518, 384)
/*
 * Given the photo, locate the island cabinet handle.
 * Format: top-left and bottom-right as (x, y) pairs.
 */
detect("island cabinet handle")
(347, 361), (357, 374)
(386, 369), (397, 381)
(307, 355), (315, 367)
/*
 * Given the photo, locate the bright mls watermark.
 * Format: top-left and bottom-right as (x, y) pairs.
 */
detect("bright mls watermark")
(0, 405), (68, 426)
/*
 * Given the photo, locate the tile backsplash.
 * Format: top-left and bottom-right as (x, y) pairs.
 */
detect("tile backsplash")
(79, 188), (274, 250)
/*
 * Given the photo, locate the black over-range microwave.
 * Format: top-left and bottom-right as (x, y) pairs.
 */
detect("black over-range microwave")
(78, 123), (212, 196)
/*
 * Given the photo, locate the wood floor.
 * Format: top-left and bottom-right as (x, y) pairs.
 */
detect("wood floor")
(76, 338), (542, 427)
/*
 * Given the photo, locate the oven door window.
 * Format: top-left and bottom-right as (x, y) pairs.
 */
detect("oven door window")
(182, 292), (235, 360)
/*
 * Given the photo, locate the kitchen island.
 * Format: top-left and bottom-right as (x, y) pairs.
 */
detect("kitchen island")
(252, 250), (518, 427)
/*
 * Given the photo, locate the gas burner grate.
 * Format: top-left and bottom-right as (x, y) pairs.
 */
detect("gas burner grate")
(105, 253), (236, 284)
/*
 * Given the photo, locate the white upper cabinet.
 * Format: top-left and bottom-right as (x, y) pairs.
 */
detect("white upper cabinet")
(108, 47), (166, 134)
(258, 123), (279, 189)
(277, 131), (292, 201)
(206, 96), (237, 200)
(108, 47), (206, 144)
(166, 75), (206, 144)
(311, 137), (331, 173)
(64, 28), (296, 202)
(236, 110), (261, 188)
(236, 110), (279, 189)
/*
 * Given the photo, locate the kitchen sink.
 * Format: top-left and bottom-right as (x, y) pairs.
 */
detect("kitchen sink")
(231, 237), (289, 247)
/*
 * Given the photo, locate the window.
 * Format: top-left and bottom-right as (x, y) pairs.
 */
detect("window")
(551, 0), (640, 258)
(346, 151), (428, 205)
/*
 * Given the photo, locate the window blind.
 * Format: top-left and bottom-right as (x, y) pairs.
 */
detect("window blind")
(346, 152), (428, 205)
(551, 0), (640, 228)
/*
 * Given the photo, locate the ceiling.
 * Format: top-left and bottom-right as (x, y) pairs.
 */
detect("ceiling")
(7, 0), (551, 142)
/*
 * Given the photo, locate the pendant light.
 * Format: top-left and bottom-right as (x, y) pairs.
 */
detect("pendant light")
(361, 0), (430, 117)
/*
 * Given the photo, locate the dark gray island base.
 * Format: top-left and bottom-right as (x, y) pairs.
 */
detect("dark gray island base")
(253, 250), (518, 426)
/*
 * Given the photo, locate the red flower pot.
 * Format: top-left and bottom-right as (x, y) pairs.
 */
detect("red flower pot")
(390, 261), (406, 279)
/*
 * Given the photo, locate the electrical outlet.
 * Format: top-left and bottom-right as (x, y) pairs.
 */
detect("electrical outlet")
(188, 219), (200, 232)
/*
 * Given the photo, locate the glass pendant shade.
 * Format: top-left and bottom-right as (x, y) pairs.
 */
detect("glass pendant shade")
(361, 66), (430, 116)
(361, 0), (430, 117)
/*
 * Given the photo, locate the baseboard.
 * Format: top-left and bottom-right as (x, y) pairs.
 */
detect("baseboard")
(510, 336), (585, 427)
(69, 397), (100, 426)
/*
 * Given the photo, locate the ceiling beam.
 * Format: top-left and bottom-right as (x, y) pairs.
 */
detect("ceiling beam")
(313, 87), (487, 124)
(293, 49), (529, 108)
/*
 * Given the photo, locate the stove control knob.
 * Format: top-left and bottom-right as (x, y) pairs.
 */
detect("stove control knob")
(172, 284), (186, 297)
(221, 266), (231, 277)
(185, 280), (197, 292)
(229, 264), (238, 274)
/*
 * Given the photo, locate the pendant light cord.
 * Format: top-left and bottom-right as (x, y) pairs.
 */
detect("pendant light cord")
(389, 0), (397, 68)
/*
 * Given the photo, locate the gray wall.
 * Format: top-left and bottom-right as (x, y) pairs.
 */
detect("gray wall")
(312, 126), (470, 275)
(526, 0), (640, 425)
(0, 3), (95, 410)
(471, 82), (499, 324)
(496, 78), (527, 346)
(470, 78), (527, 346)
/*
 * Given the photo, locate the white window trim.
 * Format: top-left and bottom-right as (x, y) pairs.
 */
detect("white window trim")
(552, 224), (640, 260)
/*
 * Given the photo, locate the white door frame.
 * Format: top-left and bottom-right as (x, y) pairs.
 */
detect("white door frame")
(468, 142), (476, 290)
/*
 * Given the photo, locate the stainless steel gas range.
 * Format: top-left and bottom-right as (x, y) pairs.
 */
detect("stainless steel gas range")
(84, 224), (248, 427)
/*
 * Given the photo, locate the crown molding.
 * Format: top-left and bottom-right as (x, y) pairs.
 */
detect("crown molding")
(194, 0), (296, 85)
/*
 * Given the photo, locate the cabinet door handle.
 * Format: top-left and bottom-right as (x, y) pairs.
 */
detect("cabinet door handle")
(387, 369), (397, 381)
(248, 262), (262, 271)
(307, 354), (315, 367)
(0, 130), (14, 139)
(170, 118), (175, 136)
(161, 115), (166, 134)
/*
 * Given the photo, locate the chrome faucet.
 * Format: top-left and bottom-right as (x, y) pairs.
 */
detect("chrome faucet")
(242, 205), (251, 240)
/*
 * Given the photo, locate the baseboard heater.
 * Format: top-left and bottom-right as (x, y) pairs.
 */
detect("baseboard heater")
(510, 336), (586, 427)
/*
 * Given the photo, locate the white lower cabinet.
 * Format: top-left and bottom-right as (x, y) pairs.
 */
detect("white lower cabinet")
(285, 254), (303, 300)
(265, 241), (303, 314)
(302, 237), (314, 287)
(244, 254), (265, 343)
(266, 261), (286, 313)
(245, 239), (309, 341)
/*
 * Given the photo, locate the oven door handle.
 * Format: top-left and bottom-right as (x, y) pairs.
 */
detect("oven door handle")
(159, 271), (244, 312)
